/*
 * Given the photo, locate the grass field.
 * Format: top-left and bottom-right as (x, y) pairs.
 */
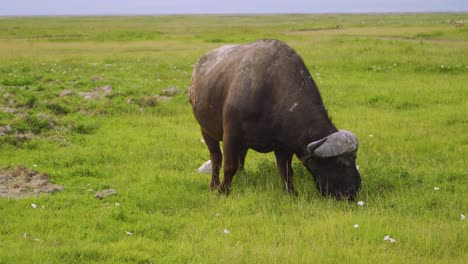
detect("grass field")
(0, 13), (467, 263)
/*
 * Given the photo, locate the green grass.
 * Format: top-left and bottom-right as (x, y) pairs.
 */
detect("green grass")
(0, 13), (467, 263)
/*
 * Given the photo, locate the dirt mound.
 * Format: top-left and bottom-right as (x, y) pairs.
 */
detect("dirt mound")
(0, 165), (63, 198)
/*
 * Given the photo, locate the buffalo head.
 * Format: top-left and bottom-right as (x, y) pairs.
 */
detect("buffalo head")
(304, 130), (361, 200)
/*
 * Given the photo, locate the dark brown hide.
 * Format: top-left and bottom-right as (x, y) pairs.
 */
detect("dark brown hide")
(189, 39), (360, 198)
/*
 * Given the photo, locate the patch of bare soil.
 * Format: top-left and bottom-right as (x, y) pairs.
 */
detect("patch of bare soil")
(0, 165), (63, 198)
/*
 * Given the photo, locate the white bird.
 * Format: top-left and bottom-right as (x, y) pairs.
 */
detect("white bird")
(196, 160), (212, 174)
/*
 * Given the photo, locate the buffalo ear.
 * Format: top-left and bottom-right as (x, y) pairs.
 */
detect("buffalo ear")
(307, 138), (327, 154)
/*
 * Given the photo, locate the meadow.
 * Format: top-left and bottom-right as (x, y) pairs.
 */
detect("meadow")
(0, 13), (466, 263)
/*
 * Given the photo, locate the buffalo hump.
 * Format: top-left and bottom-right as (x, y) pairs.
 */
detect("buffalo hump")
(189, 39), (333, 149)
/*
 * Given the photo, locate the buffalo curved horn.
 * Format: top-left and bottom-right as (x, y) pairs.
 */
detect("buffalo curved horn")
(307, 130), (358, 158)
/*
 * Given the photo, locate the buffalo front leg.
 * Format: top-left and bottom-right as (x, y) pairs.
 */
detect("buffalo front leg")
(202, 131), (222, 190)
(274, 151), (297, 195)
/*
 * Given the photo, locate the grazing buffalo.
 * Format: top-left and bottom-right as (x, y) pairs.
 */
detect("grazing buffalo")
(189, 39), (361, 199)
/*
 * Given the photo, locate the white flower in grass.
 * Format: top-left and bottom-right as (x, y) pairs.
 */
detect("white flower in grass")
(115, 203), (121, 206)
(356, 165), (360, 170)
(433, 187), (440, 191)
(461, 214), (466, 221)
(31, 204), (37, 209)
(384, 235), (397, 243)
(23, 233), (28, 239)
(223, 229), (230, 234)
(125, 231), (133, 235)
(353, 224), (359, 228)
(357, 201), (365, 206)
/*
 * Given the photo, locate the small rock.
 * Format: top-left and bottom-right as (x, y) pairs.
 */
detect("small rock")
(160, 86), (181, 96)
(154, 95), (172, 102)
(13, 133), (36, 142)
(1, 107), (18, 114)
(94, 188), (118, 199)
(59, 89), (73, 97)
(36, 113), (56, 129)
(78, 92), (94, 100)
(0, 125), (13, 136)
(79, 85), (113, 100)
(99, 85), (113, 94)
(90, 76), (103, 82)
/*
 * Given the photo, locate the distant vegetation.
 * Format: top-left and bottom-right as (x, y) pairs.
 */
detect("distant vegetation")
(0, 13), (466, 263)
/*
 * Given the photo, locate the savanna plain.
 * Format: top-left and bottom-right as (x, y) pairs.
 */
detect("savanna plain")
(0, 14), (466, 263)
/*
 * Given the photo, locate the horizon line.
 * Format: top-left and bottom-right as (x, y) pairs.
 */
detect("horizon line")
(1, 11), (468, 18)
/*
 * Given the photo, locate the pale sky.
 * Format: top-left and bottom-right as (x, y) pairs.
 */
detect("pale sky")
(1, 0), (467, 16)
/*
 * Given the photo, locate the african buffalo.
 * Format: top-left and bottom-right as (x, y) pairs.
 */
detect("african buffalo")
(189, 39), (361, 199)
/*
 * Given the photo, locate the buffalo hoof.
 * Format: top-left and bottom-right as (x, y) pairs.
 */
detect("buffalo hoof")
(218, 184), (230, 196)
(210, 179), (220, 191)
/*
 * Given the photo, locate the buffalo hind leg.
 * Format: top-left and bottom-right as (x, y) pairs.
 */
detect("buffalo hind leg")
(202, 131), (222, 190)
(239, 148), (248, 171)
(274, 151), (297, 195)
(219, 136), (241, 195)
